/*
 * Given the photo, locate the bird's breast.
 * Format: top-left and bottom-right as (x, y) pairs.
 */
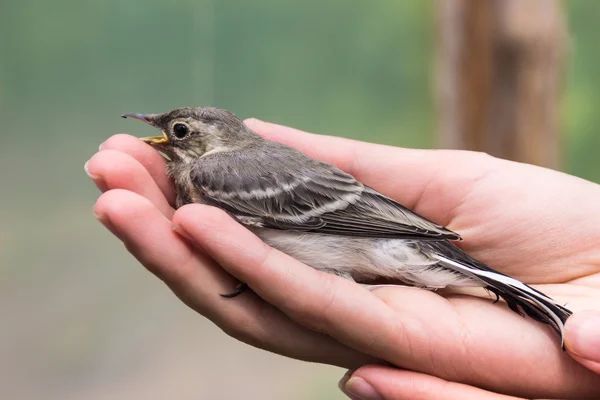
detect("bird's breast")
(167, 162), (206, 208)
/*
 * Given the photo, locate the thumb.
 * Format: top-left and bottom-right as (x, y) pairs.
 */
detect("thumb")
(338, 365), (523, 399)
(565, 311), (600, 374)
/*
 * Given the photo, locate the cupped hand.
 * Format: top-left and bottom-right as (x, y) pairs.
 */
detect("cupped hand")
(337, 313), (600, 400)
(86, 120), (600, 398)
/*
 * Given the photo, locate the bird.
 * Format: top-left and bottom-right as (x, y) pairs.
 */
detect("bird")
(122, 106), (572, 347)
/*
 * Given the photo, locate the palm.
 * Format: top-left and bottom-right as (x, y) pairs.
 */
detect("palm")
(89, 120), (600, 399)
(442, 161), (600, 283)
(259, 127), (600, 397)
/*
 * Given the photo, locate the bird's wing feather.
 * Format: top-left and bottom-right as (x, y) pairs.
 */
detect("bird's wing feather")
(191, 144), (460, 240)
(317, 188), (460, 239)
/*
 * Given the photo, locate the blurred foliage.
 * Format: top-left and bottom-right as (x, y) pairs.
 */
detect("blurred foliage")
(0, 1), (598, 399)
(564, 2), (600, 182)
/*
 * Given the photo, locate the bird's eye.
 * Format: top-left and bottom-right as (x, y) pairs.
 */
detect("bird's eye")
(173, 123), (189, 139)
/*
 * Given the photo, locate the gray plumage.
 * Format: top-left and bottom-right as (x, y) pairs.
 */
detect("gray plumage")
(122, 106), (572, 347)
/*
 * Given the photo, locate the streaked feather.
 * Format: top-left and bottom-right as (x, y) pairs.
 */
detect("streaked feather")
(191, 141), (460, 240)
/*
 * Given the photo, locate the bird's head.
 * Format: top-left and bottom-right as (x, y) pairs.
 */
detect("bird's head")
(122, 106), (257, 160)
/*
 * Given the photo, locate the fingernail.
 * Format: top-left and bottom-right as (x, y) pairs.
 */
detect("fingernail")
(99, 141), (106, 150)
(93, 207), (120, 238)
(338, 370), (354, 392)
(244, 118), (263, 126)
(172, 224), (192, 240)
(566, 312), (600, 361)
(345, 377), (382, 400)
(85, 160), (108, 192)
(84, 160), (98, 179)
(93, 208), (107, 223)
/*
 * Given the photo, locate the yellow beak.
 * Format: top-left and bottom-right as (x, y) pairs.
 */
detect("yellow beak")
(140, 131), (169, 144)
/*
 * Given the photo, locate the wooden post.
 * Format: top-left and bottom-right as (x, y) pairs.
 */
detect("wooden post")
(435, 0), (567, 169)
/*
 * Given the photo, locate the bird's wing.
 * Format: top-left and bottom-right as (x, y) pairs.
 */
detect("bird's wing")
(316, 187), (460, 240)
(191, 146), (460, 241)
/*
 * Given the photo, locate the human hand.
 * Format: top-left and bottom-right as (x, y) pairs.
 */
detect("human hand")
(86, 119), (600, 398)
(338, 311), (600, 400)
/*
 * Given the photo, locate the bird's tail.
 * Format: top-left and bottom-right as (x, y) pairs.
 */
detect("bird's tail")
(430, 250), (572, 348)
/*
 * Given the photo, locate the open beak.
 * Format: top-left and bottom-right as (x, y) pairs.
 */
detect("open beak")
(121, 113), (169, 145)
(139, 131), (169, 145)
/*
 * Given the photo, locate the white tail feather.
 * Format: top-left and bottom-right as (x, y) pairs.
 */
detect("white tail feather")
(432, 254), (566, 345)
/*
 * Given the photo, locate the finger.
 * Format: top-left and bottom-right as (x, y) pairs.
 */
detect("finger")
(340, 365), (523, 400)
(99, 134), (176, 205)
(172, 204), (600, 399)
(94, 189), (376, 368)
(86, 149), (174, 219)
(565, 311), (600, 374)
(172, 204), (402, 347)
(244, 118), (497, 225)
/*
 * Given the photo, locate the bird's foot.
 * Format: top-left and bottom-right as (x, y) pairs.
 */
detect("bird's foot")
(220, 283), (248, 298)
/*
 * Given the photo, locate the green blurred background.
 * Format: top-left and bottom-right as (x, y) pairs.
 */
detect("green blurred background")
(1, 1), (598, 399)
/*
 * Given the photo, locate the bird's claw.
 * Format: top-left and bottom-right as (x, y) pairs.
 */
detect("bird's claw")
(220, 283), (248, 298)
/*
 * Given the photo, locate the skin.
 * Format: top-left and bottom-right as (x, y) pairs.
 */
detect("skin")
(86, 119), (600, 399)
